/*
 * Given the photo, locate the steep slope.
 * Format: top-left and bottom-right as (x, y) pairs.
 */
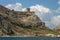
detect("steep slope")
(0, 5), (47, 36)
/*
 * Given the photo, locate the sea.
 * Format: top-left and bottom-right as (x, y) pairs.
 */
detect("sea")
(0, 37), (60, 40)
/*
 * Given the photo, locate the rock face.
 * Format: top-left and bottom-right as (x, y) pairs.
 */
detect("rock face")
(0, 5), (45, 36)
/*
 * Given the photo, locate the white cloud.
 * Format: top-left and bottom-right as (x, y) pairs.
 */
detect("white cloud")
(5, 3), (22, 11)
(58, 0), (60, 4)
(51, 15), (60, 26)
(30, 4), (51, 20)
(30, 4), (50, 13)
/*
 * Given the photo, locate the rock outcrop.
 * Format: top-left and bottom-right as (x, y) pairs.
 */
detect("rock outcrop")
(0, 5), (45, 36)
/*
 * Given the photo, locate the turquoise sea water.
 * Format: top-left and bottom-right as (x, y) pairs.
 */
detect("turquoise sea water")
(0, 37), (60, 40)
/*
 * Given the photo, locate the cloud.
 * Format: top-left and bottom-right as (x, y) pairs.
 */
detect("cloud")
(51, 15), (60, 26)
(52, 0), (60, 26)
(5, 3), (22, 11)
(30, 5), (50, 13)
(58, 0), (60, 4)
(30, 4), (51, 20)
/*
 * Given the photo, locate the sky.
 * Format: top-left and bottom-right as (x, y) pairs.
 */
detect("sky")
(0, 0), (60, 29)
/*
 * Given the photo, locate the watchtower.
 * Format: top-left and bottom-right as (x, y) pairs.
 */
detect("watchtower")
(26, 8), (30, 12)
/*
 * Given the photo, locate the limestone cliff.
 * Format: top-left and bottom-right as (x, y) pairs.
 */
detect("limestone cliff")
(0, 5), (45, 36)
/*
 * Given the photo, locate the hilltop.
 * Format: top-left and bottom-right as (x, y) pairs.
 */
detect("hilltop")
(0, 5), (60, 37)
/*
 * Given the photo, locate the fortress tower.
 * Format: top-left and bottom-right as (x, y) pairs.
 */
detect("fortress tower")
(26, 8), (30, 12)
